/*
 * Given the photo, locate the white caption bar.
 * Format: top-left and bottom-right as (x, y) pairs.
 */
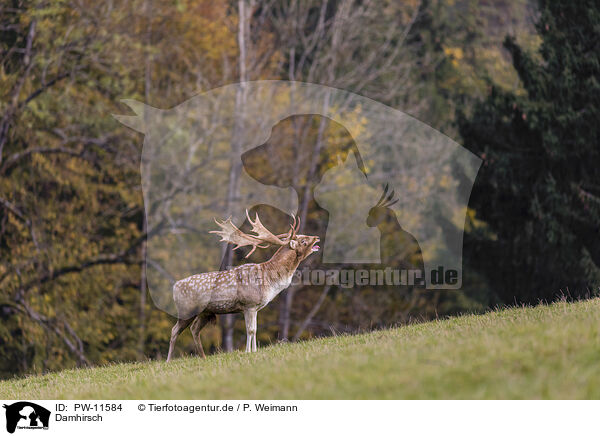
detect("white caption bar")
(0, 400), (597, 436)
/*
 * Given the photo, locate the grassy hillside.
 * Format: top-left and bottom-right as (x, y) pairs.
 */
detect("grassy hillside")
(1, 298), (599, 399)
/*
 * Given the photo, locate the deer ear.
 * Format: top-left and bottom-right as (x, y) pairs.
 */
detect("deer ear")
(289, 240), (298, 249)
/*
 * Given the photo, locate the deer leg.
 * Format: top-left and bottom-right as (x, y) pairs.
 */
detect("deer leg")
(243, 309), (257, 353)
(251, 311), (258, 352)
(167, 317), (194, 362)
(190, 313), (216, 359)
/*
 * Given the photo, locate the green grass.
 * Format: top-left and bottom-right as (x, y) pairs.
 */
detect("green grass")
(2, 298), (599, 399)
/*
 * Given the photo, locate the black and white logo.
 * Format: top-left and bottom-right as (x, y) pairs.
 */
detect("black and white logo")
(3, 402), (50, 434)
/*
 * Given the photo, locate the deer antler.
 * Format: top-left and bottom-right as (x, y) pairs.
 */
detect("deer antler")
(210, 211), (297, 258)
(209, 217), (269, 258)
(279, 214), (300, 240)
(246, 210), (294, 245)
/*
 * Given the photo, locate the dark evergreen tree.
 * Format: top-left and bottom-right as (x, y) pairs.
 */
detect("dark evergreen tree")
(458, 0), (600, 303)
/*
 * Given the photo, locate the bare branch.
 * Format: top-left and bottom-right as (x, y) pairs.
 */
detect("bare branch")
(17, 296), (90, 366)
(0, 146), (83, 174)
(292, 285), (332, 341)
(0, 196), (29, 224)
(17, 220), (165, 294)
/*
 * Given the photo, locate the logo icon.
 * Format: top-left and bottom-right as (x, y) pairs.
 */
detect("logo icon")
(3, 402), (50, 434)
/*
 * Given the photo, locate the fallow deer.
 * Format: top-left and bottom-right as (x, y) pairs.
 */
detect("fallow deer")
(166, 210), (320, 361)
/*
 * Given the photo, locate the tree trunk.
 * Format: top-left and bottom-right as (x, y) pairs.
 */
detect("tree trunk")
(138, 0), (152, 359)
(221, 0), (253, 351)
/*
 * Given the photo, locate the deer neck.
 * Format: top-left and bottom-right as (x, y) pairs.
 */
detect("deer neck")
(261, 246), (300, 290)
(264, 246), (300, 274)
